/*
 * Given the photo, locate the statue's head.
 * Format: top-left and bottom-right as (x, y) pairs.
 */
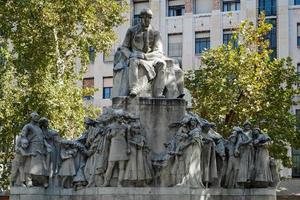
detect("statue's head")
(39, 117), (49, 128)
(228, 134), (237, 144)
(20, 138), (29, 149)
(140, 8), (153, 28)
(243, 120), (252, 131)
(30, 112), (40, 123)
(201, 121), (211, 133)
(131, 121), (141, 134)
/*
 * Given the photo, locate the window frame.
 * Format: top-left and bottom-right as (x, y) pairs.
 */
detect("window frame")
(168, 5), (185, 17)
(293, 109), (300, 177)
(258, 0), (277, 16)
(103, 87), (112, 99)
(88, 46), (95, 64)
(102, 76), (113, 99)
(195, 32), (210, 55)
(222, 0), (240, 12)
(83, 77), (95, 101)
(168, 33), (183, 58)
(133, 0), (149, 25)
(297, 63), (300, 88)
(265, 18), (277, 59)
(297, 23), (300, 48)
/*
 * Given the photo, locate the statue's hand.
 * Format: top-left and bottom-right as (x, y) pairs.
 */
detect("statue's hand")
(137, 52), (146, 60)
(47, 147), (52, 153)
(31, 153), (37, 157)
(234, 149), (240, 157)
(127, 148), (131, 155)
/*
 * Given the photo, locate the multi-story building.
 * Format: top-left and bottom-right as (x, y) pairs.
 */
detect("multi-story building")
(83, 0), (300, 177)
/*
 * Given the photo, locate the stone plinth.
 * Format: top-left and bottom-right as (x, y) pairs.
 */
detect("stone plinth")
(112, 97), (186, 156)
(10, 187), (277, 200)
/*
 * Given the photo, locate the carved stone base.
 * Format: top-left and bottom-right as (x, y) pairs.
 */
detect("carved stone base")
(112, 97), (186, 157)
(10, 187), (277, 200)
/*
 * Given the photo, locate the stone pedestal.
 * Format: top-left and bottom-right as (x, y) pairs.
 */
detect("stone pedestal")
(112, 97), (186, 156)
(10, 187), (277, 200)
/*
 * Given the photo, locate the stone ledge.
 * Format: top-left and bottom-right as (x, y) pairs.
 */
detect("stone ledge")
(112, 97), (186, 107)
(10, 187), (277, 200)
(10, 187), (276, 196)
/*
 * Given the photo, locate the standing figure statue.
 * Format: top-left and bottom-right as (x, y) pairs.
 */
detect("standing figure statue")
(20, 112), (52, 188)
(11, 138), (36, 187)
(209, 123), (226, 187)
(58, 140), (77, 188)
(235, 121), (254, 188)
(224, 128), (241, 188)
(200, 121), (218, 187)
(103, 115), (129, 187)
(39, 117), (61, 182)
(113, 8), (184, 98)
(124, 121), (152, 186)
(252, 128), (272, 187)
(179, 117), (204, 188)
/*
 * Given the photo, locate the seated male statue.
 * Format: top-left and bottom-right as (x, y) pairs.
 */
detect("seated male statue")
(112, 8), (184, 98)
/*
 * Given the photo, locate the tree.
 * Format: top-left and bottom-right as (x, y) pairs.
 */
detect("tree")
(186, 14), (300, 167)
(0, 0), (126, 189)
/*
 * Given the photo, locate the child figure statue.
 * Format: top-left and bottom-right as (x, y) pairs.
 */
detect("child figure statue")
(224, 128), (241, 188)
(58, 140), (77, 188)
(124, 122), (152, 186)
(11, 137), (36, 187)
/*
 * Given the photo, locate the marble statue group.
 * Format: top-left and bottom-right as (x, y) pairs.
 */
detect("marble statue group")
(11, 110), (279, 189)
(11, 8), (279, 190)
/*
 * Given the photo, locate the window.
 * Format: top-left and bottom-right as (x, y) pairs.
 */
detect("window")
(88, 46), (95, 64)
(297, 64), (300, 88)
(193, 0), (212, 14)
(168, 34), (183, 59)
(265, 19), (277, 59)
(223, 30), (238, 47)
(292, 148), (300, 177)
(195, 32), (210, 55)
(168, 0), (185, 16)
(103, 77), (113, 99)
(259, 0), (276, 16)
(83, 77), (94, 101)
(295, 0), (300, 5)
(293, 109), (300, 177)
(222, 0), (240, 12)
(133, 0), (149, 25)
(297, 23), (300, 47)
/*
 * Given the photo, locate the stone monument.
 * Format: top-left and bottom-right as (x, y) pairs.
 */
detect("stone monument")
(10, 8), (278, 200)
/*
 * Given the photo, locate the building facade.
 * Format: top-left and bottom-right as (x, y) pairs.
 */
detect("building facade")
(83, 0), (300, 177)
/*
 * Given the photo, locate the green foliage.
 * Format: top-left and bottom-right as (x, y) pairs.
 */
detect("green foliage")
(186, 15), (300, 167)
(0, 0), (126, 190)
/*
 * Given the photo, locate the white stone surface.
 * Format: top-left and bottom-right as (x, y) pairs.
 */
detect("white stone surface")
(112, 97), (186, 156)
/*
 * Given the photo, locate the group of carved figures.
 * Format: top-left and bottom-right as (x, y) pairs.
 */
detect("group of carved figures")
(11, 110), (279, 189)
(154, 113), (279, 189)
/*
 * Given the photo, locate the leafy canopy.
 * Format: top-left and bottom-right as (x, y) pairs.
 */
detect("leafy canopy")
(186, 14), (300, 167)
(0, 0), (126, 190)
